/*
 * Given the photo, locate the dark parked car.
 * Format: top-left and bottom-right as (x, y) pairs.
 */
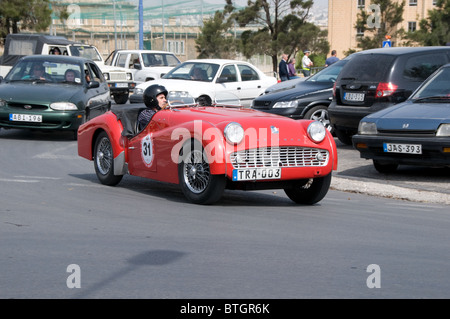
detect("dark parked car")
(352, 63), (450, 173)
(0, 55), (110, 139)
(251, 57), (355, 133)
(329, 46), (450, 144)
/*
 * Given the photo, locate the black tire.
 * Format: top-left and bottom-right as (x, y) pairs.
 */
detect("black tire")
(284, 173), (332, 205)
(334, 128), (353, 145)
(114, 93), (129, 104)
(304, 105), (333, 134)
(94, 131), (123, 186)
(178, 140), (226, 204)
(373, 160), (398, 173)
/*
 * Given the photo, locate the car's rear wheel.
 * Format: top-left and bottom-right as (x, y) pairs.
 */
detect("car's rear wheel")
(334, 128), (353, 145)
(373, 160), (398, 173)
(284, 173), (332, 205)
(178, 140), (226, 204)
(94, 131), (123, 186)
(304, 105), (333, 134)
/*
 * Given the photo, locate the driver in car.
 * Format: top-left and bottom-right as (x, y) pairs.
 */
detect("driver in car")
(137, 84), (168, 130)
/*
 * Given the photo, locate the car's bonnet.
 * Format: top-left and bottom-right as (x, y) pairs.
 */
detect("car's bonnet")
(369, 101), (450, 131)
(0, 82), (81, 103)
(256, 81), (332, 101)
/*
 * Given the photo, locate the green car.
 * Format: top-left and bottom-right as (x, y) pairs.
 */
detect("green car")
(0, 55), (111, 138)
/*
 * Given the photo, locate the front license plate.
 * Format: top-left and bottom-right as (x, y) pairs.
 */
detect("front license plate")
(344, 92), (365, 102)
(9, 114), (42, 123)
(232, 168), (281, 181)
(383, 143), (422, 154)
(115, 83), (129, 88)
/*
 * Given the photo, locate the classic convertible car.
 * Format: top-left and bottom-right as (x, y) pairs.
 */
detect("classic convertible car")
(77, 95), (338, 205)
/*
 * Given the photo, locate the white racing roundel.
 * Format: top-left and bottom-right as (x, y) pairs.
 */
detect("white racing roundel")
(141, 134), (154, 167)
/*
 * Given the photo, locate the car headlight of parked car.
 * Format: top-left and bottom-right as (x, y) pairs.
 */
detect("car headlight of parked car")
(50, 102), (78, 111)
(437, 124), (450, 137)
(0, 99), (6, 107)
(103, 73), (109, 81)
(358, 121), (378, 135)
(273, 100), (298, 108)
(224, 122), (244, 144)
(134, 88), (144, 95)
(307, 121), (326, 143)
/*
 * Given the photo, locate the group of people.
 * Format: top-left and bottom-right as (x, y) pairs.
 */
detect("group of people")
(278, 49), (339, 81)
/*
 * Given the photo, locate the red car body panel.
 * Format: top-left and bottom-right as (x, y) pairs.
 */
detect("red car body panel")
(78, 105), (338, 186)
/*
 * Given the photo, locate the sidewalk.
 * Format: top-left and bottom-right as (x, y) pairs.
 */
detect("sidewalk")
(330, 140), (450, 205)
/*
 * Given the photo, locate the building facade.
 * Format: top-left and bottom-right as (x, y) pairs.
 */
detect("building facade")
(328, 0), (439, 58)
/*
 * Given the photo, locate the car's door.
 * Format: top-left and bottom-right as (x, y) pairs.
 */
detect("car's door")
(84, 62), (110, 119)
(236, 64), (264, 106)
(214, 64), (242, 101)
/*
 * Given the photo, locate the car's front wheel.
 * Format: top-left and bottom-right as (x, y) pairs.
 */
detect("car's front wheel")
(94, 131), (123, 186)
(178, 140), (226, 204)
(113, 93), (129, 104)
(284, 173), (332, 205)
(304, 105), (333, 134)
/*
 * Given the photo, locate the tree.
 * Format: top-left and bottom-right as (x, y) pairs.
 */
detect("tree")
(0, 0), (52, 42)
(354, 0), (405, 50)
(406, 0), (450, 46)
(225, 0), (329, 73)
(195, 9), (238, 59)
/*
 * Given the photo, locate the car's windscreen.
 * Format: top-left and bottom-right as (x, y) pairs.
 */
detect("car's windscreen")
(70, 46), (102, 62)
(411, 67), (450, 102)
(307, 60), (347, 82)
(142, 53), (180, 67)
(163, 62), (219, 82)
(5, 60), (84, 84)
(338, 54), (395, 82)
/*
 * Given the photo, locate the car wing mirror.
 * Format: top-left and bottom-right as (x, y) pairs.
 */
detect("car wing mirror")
(133, 63), (142, 70)
(88, 81), (100, 88)
(0, 76), (3, 83)
(217, 76), (227, 83)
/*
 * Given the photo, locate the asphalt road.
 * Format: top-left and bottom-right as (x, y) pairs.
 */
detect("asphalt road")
(1, 128), (450, 300)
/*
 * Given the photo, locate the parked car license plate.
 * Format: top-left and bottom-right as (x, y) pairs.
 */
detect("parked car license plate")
(115, 83), (129, 88)
(344, 92), (365, 102)
(232, 168), (281, 181)
(383, 143), (422, 154)
(9, 113), (42, 122)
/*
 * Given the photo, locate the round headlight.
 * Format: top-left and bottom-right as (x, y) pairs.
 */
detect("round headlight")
(50, 102), (78, 111)
(307, 121), (326, 143)
(224, 122), (244, 144)
(0, 99), (6, 107)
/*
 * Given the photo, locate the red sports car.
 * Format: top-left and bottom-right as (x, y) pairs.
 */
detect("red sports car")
(77, 98), (338, 205)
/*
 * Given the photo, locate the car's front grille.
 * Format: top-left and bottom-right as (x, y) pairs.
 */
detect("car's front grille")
(8, 103), (48, 110)
(251, 100), (272, 109)
(108, 72), (127, 81)
(378, 130), (436, 137)
(230, 147), (329, 169)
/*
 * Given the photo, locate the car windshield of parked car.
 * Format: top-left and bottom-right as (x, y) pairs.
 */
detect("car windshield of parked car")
(142, 53), (180, 67)
(5, 59), (83, 85)
(411, 66), (450, 102)
(307, 60), (347, 83)
(163, 62), (219, 82)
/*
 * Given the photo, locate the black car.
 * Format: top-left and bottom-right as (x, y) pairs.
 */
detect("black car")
(352, 63), (450, 173)
(251, 57), (354, 133)
(329, 46), (450, 145)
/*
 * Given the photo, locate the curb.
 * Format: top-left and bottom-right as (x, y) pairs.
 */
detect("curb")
(331, 176), (450, 205)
